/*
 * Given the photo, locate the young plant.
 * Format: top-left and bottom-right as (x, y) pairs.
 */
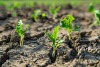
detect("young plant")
(31, 9), (41, 21)
(93, 10), (100, 26)
(60, 15), (80, 40)
(45, 26), (63, 57)
(88, 3), (100, 26)
(49, 6), (60, 20)
(88, 3), (95, 13)
(16, 20), (29, 46)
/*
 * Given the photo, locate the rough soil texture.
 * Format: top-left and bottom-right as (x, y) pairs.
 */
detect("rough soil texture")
(0, 4), (100, 67)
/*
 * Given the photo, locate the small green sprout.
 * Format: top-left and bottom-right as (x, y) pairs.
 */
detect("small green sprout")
(16, 20), (29, 46)
(31, 9), (41, 21)
(45, 26), (63, 57)
(60, 15), (80, 40)
(88, 3), (95, 13)
(93, 10), (100, 26)
(88, 3), (100, 26)
(49, 6), (60, 20)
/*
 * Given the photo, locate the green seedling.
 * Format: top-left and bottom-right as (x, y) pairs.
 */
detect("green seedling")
(31, 9), (41, 21)
(93, 10), (100, 26)
(95, 10), (100, 21)
(88, 3), (95, 13)
(60, 15), (80, 40)
(88, 3), (100, 26)
(45, 26), (63, 57)
(49, 6), (60, 20)
(16, 20), (29, 46)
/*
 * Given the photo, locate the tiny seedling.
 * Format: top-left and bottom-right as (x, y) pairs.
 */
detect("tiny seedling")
(45, 26), (63, 57)
(16, 20), (29, 46)
(31, 9), (41, 21)
(60, 15), (80, 40)
(88, 3), (95, 13)
(93, 10), (100, 26)
(49, 6), (60, 20)
(88, 3), (100, 26)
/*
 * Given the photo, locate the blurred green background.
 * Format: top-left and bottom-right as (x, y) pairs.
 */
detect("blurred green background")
(0, 0), (100, 7)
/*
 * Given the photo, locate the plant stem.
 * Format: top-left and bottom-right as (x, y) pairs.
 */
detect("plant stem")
(20, 35), (24, 46)
(68, 32), (71, 40)
(52, 48), (56, 57)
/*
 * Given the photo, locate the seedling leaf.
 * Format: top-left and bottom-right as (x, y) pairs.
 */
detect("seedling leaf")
(45, 26), (63, 57)
(45, 26), (60, 43)
(95, 10), (100, 20)
(74, 26), (80, 32)
(88, 3), (95, 13)
(31, 9), (41, 21)
(49, 6), (60, 19)
(60, 15), (80, 40)
(56, 39), (64, 48)
(51, 26), (60, 42)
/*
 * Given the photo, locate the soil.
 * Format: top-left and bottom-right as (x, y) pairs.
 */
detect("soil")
(0, 4), (100, 67)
